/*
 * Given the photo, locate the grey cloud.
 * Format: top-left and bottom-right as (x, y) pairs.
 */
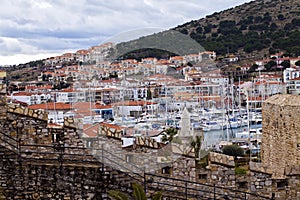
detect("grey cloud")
(0, 37), (35, 56)
(0, 0), (252, 64)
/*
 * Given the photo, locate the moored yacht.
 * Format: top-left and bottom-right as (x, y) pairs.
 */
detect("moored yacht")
(202, 121), (222, 132)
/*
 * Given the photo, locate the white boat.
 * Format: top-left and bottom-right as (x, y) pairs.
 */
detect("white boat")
(114, 117), (137, 125)
(226, 117), (241, 129)
(202, 121), (222, 132)
(235, 128), (262, 139)
(239, 115), (249, 127)
(249, 114), (262, 125)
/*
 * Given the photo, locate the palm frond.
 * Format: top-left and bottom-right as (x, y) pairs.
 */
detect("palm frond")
(151, 191), (162, 200)
(108, 190), (129, 200)
(132, 182), (147, 200)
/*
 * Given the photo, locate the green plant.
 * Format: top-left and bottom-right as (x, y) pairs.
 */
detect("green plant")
(108, 182), (162, 200)
(151, 191), (162, 200)
(133, 182), (147, 200)
(197, 153), (209, 168)
(0, 186), (5, 200)
(161, 128), (178, 143)
(235, 166), (247, 175)
(191, 134), (204, 159)
(222, 145), (244, 159)
(108, 190), (129, 200)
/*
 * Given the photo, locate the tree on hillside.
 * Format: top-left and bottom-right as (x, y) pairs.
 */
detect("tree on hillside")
(146, 88), (152, 100)
(277, 14), (285, 21)
(280, 60), (290, 69)
(270, 23), (278, 31)
(249, 64), (259, 72)
(291, 18), (300, 27)
(265, 60), (277, 71)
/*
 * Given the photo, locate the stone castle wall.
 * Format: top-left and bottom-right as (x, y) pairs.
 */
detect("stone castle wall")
(262, 95), (300, 179)
(0, 93), (300, 199)
(0, 84), (7, 120)
(0, 97), (116, 199)
(0, 157), (108, 199)
(0, 100), (198, 198)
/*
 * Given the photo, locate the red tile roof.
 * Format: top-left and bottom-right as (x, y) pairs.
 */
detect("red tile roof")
(58, 88), (77, 92)
(290, 76), (300, 81)
(13, 92), (34, 96)
(82, 124), (98, 137)
(47, 123), (63, 129)
(28, 102), (72, 110)
(76, 49), (88, 55)
(71, 102), (112, 110)
(95, 104), (112, 109)
(142, 57), (156, 60)
(26, 85), (53, 90)
(96, 88), (118, 92)
(100, 122), (123, 130)
(248, 96), (268, 101)
(112, 100), (157, 106)
(170, 56), (183, 60)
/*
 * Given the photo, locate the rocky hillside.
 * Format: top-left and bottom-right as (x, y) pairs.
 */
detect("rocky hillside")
(173, 0), (300, 58)
(116, 0), (300, 61)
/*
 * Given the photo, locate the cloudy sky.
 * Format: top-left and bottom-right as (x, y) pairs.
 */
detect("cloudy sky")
(0, 0), (252, 65)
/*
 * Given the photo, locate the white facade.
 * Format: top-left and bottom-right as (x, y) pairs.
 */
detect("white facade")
(114, 105), (143, 117)
(113, 103), (158, 117)
(11, 93), (51, 105)
(54, 90), (86, 103)
(287, 77), (300, 94)
(48, 110), (69, 124)
(88, 43), (115, 64)
(254, 82), (285, 97)
(283, 68), (300, 83)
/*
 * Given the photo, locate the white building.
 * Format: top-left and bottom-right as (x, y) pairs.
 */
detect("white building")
(11, 92), (51, 105)
(287, 77), (300, 94)
(28, 102), (73, 124)
(283, 68), (300, 83)
(112, 100), (158, 118)
(254, 81), (285, 97)
(88, 42), (115, 64)
(54, 89), (86, 103)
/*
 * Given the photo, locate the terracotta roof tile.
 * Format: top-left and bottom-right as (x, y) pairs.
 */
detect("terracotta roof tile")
(13, 92), (34, 96)
(100, 122), (123, 130)
(290, 76), (300, 81)
(82, 124), (98, 137)
(112, 100), (157, 106)
(28, 102), (72, 110)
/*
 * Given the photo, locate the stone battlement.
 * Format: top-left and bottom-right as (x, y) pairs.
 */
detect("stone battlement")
(262, 94), (300, 179)
(209, 152), (235, 167)
(7, 104), (48, 121)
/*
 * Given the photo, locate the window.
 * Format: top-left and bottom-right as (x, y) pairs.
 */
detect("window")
(86, 140), (92, 148)
(198, 173), (207, 180)
(277, 180), (288, 189)
(52, 132), (59, 143)
(161, 166), (172, 175)
(237, 181), (248, 189)
(125, 154), (133, 163)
